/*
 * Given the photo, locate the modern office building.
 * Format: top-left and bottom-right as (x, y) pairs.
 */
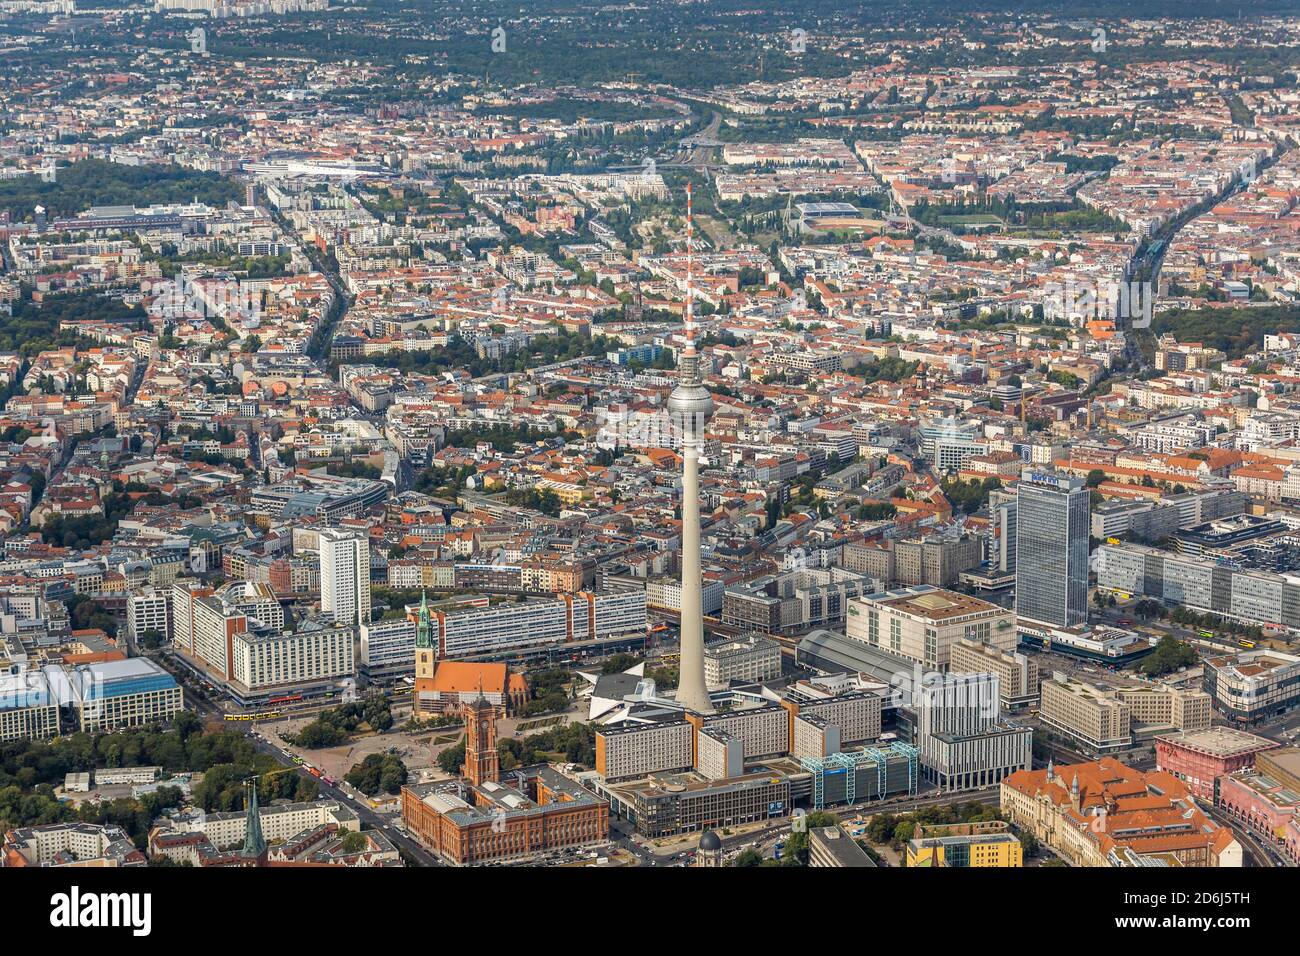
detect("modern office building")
(126, 589), (170, 643)
(918, 417), (988, 472)
(1203, 648), (1300, 725)
(1098, 541), (1300, 634)
(798, 744), (919, 809)
(1, 659), (182, 739)
(319, 527), (371, 630)
(846, 585), (1016, 670)
(950, 637), (1039, 709)
(0, 670), (58, 742)
(248, 478), (389, 523)
(1015, 469), (1089, 628)
(1090, 488), (1246, 541)
(67, 658), (184, 733)
(1038, 673), (1133, 754)
(912, 671), (1032, 791)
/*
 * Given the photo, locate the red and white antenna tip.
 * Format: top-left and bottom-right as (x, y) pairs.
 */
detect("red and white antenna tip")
(684, 185), (695, 347)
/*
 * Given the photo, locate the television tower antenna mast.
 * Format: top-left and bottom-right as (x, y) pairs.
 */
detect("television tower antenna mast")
(668, 182), (713, 714)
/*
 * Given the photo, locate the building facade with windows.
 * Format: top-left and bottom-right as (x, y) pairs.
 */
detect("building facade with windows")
(319, 527), (371, 631)
(846, 585), (1016, 670)
(1015, 469), (1089, 628)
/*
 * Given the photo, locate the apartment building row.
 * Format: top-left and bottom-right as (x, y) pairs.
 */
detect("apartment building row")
(1098, 542), (1300, 633)
(594, 689), (884, 783)
(1037, 672), (1212, 754)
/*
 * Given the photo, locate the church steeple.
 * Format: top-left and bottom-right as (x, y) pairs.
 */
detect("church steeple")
(413, 591), (437, 717)
(241, 778), (267, 862)
(415, 590), (432, 649)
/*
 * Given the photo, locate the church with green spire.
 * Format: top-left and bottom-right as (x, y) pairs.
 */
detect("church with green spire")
(414, 590), (438, 713)
(240, 778), (268, 865)
(415, 590), (433, 649)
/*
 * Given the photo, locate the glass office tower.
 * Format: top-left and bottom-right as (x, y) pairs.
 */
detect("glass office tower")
(1015, 469), (1089, 628)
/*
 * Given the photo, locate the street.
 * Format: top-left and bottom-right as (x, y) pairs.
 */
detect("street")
(243, 730), (441, 867)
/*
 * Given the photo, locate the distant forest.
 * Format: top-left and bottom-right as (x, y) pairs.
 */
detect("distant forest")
(1151, 305), (1300, 359)
(0, 287), (147, 358)
(0, 160), (242, 223)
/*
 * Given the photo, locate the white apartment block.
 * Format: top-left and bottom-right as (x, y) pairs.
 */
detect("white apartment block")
(319, 527), (371, 630)
(359, 617), (417, 681)
(595, 720), (694, 781)
(645, 576), (725, 615)
(126, 590), (170, 642)
(436, 590), (647, 658)
(231, 625), (354, 691)
(792, 713), (843, 760)
(192, 594), (244, 679)
(219, 580), (285, 631)
(164, 800), (360, 855)
(697, 705), (788, 760)
(799, 693), (882, 745)
(170, 579), (214, 657)
(696, 728), (745, 780)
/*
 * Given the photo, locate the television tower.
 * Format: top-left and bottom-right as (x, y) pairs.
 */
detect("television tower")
(668, 183), (713, 714)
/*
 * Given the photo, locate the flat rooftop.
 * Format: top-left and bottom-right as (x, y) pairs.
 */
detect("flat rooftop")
(608, 768), (786, 799)
(865, 585), (1001, 622)
(1260, 747), (1300, 780)
(1207, 650), (1300, 677)
(1228, 771), (1300, 808)
(1156, 727), (1279, 758)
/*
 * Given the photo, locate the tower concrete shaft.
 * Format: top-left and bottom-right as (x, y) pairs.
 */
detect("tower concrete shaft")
(674, 405), (712, 714)
(668, 182), (712, 715)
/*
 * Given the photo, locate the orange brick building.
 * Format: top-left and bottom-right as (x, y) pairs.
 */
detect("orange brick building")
(400, 701), (608, 865)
